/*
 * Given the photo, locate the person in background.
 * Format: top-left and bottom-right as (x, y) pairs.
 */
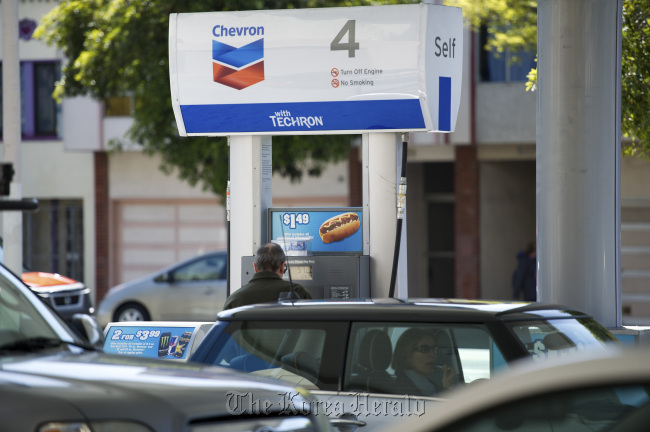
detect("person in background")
(392, 328), (458, 396)
(513, 241), (537, 301)
(223, 242), (312, 310)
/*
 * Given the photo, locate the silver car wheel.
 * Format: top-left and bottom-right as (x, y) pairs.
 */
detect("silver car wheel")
(114, 303), (149, 322)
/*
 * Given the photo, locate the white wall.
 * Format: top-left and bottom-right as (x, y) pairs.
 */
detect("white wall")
(480, 161), (536, 300)
(476, 83), (536, 144)
(110, 151), (217, 199)
(0, 2), (60, 59)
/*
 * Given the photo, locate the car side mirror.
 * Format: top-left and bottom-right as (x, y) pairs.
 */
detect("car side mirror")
(71, 313), (104, 348)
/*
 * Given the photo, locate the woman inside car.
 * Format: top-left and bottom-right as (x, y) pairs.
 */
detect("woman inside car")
(392, 327), (459, 396)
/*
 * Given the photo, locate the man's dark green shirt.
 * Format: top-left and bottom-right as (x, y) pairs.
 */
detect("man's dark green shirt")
(223, 271), (312, 310)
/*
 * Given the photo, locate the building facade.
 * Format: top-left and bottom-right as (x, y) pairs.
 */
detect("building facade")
(3, 2), (650, 324)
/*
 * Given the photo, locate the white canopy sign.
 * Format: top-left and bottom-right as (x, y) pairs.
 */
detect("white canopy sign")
(169, 4), (463, 136)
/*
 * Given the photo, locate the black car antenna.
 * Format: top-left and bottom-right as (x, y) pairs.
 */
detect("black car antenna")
(278, 218), (299, 301)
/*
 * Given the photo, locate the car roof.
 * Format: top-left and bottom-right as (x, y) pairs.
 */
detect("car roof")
(391, 346), (649, 432)
(217, 298), (592, 322)
(138, 250), (227, 278)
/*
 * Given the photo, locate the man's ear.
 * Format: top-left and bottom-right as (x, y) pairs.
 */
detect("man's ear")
(253, 262), (259, 273)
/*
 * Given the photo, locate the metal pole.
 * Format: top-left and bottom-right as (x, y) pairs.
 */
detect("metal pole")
(228, 135), (272, 293)
(2, 0), (23, 273)
(366, 132), (402, 297)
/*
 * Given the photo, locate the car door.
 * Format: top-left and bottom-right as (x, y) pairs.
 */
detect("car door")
(159, 253), (227, 321)
(190, 319), (443, 432)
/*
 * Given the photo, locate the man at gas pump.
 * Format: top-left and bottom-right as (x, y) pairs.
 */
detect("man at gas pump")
(223, 242), (312, 310)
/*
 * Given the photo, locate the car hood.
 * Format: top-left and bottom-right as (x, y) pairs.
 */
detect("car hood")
(0, 351), (314, 425)
(22, 271), (85, 293)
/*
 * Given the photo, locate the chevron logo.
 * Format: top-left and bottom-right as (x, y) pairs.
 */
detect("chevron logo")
(212, 38), (265, 90)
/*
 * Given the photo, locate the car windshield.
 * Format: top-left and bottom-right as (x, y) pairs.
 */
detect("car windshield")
(196, 316), (617, 397)
(0, 265), (78, 351)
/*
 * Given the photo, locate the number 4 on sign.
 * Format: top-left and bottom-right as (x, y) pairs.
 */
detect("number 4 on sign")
(331, 20), (359, 58)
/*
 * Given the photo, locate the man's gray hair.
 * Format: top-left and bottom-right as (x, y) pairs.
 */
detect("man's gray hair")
(255, 242), (286, 272)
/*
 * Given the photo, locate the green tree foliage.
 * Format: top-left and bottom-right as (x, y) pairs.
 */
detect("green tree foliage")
(446, 0), (650, 157)
(621, 0), (650, 156)
(34, 0), (415, 196)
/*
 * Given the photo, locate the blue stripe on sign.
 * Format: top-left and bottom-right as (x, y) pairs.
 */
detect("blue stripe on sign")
(439, 76), (451, 131)
(181, 99), (425, 134)
(213, 39), (264, 69)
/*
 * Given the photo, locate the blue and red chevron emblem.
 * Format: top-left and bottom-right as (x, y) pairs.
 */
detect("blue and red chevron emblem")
(212, 38), (264, 90)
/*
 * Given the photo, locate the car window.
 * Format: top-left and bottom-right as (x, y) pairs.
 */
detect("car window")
(343, 323), (506, 396)
(438, 385), (650, 432)
(507, 318), (617, 363)
(172, 255), (226, 282)
(196, 321), (347, 391)
(0, 268), (73, 344)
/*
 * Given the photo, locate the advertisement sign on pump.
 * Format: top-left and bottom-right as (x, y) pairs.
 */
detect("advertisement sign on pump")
(169, 4), (463, 136)
(268, 207), (363, 255)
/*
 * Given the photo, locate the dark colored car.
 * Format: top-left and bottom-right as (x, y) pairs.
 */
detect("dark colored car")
(0, 262), (334, 432)
(23, 270), (94, 320)
(189, 299), (619, 430)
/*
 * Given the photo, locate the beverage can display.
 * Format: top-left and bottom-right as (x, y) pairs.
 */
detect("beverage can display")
(167, 335), (179, 356)
(158, 332), (172, 357)
(174, 331), (193, 358)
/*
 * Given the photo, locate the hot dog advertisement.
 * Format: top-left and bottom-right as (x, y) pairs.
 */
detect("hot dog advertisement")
(269, 208), (363, 254)
(319, 212), (360, 244)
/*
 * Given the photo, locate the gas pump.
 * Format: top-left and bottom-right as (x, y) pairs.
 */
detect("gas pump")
(241, 207), (370, 299)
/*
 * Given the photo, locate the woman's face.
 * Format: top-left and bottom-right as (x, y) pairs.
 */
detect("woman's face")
(408, 335), (437, 376)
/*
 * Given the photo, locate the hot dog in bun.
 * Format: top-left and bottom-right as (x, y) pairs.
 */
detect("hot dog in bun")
(319, 212), (360, 244)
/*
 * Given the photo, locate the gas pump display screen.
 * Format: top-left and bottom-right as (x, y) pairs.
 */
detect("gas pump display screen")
(269, 207), (363, 255)
(289, 266), (313, 281)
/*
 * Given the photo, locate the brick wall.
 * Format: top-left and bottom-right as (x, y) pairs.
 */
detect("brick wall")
(454, 146), (480, 298)
(348, 146), (362, 207)
(94, 152), (109, 302)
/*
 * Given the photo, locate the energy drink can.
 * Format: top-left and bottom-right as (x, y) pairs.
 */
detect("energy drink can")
(158, 332), (172, 357)
(167, 335), (179, 356)
(174, 331), (193, 358)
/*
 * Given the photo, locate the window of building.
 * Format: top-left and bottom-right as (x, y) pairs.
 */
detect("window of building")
(0, 60), (62, 139)
(23, 199), (84, 282)
(478, 27), (536, 83)
(425, 162), (455, 297)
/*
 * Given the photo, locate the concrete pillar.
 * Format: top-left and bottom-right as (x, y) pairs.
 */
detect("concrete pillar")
(537, 0), (622, 327)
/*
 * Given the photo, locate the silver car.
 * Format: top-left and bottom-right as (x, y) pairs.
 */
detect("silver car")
(384, 346), (650, 432)
(97, 251), (227, 328)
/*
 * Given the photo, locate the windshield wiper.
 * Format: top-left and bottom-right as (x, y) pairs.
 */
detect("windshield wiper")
(0, 336), (97, 353)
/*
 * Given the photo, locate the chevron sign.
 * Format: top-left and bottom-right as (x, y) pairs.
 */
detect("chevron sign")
(212, 37), (265, 90)
(170, 4), (463, 135)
